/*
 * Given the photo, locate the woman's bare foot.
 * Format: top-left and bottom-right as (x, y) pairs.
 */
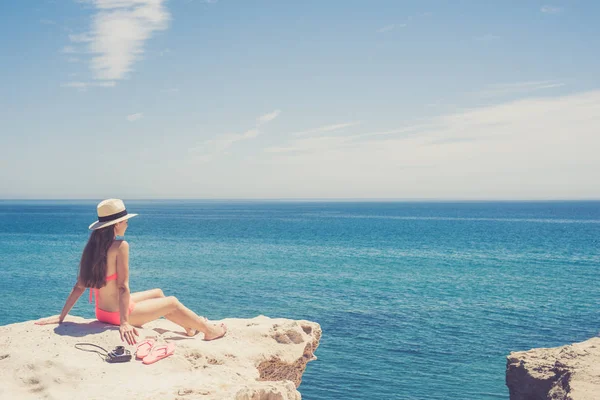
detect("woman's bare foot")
(203, 323), (227, 341)
(185, 317), (209, 337)
(185, 327), (199, 337)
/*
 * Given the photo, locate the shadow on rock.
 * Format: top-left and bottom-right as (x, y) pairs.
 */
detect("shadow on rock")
(152, 327), (193, 341)
(54, 321), (118, 337)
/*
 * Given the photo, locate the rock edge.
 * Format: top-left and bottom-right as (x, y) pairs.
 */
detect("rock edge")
(506, 337), (600, 400)
(0, 315), (321, 400)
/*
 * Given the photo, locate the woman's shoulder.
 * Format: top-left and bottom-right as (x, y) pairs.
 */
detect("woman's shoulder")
(109, 239), (129, 253)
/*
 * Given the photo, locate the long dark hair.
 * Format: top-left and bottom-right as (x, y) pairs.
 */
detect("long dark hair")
(78, 225), (115, 288)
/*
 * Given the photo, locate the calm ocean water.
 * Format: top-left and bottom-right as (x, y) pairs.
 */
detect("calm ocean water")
(1, 200), (599, 399)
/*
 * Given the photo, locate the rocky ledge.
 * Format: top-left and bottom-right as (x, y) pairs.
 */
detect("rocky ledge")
(506, 337), (600, 400)
(0, 315), (321, 400)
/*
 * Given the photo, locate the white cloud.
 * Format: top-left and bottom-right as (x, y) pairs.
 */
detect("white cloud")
(541, 5), (562, 14)
(377, 24), (395, 33)
(126, 112), (143, 121)
(292, 121), (360, 136)
(476, 80), (565, 98)
(62, 82), (88, 89)
(377, 23), (406, 33)
(257, 110), (281, 124)
(266, 125), (426, 154)
(191, 110), (280, 161)
(61, 81), (116, 90)
(258, 91), (600, 199)
(61, 46), (77, 54)
(71, 0), (170, 81)
(243, 128), (260, 139)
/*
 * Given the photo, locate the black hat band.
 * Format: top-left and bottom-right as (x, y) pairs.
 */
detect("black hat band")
(98, 209), (128, 222)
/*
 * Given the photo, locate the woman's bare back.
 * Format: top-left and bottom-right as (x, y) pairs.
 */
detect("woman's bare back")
(95, 240), (126, 312)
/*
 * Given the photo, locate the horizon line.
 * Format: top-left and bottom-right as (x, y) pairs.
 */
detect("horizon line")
(1, 198), (599, 203)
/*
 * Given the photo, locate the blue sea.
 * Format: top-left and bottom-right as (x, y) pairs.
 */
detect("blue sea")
(1, 200), (599, 399)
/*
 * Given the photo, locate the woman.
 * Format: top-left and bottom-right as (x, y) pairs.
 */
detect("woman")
(35, 199), (227, 346)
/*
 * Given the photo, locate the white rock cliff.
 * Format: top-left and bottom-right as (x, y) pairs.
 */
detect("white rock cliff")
(0, 315), (321, 400)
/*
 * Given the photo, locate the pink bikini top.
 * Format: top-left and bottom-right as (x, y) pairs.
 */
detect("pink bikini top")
(89, 273), (118, 304)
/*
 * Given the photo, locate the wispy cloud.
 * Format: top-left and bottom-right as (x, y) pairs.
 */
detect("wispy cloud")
(257, 110), (281, 124)
(292, 121), (360, 137)
(377, 23), (407, 33)
(61, 82), (90, 89)
(264, 89), (589, 156)
(61, 46), (77, 54)
(191, 110), (281, 162)
(70, 0), (171, 82)
(266, 125), (425, 154)
(60, 81), (116, 90)
(377, 12), (428, 33)
(541, 5), (562, 14)
(257, 91), (600, 199)
(126, 112), (143, 122)
(377, 24), (395, 33)
(475, 80), (565, 98)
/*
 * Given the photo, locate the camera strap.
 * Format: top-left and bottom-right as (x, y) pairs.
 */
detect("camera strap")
(74, 343), (109, 361)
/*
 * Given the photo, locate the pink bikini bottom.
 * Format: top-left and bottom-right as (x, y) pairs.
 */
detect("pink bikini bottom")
(95, 302), (137, 325)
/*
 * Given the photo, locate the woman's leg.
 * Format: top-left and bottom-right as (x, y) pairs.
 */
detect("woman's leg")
(128, 296), (226, 340)
(130, 288), (165, 303)
(129, 289), (208, 334)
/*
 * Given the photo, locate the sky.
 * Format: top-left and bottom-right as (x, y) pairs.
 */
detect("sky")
(1, 0), (599, 200)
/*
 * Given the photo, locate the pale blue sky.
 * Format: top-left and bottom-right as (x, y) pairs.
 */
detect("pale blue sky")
(1, 1), (599, 199)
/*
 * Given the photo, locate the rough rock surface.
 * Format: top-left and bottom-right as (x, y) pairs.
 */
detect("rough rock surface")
(0, 315), (321, 400)
(506, 337), (600, 400)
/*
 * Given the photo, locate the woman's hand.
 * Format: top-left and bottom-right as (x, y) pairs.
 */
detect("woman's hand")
(119, 322), (139, 345)
(34, 315), (63, 325)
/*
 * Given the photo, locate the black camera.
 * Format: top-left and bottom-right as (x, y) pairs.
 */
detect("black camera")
(105, 346), (132, 363)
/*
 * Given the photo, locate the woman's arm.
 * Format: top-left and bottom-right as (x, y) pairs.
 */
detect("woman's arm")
(35, 279), (86, 325)
(116, 240), (131, 324)
(116, 240), (138, 344)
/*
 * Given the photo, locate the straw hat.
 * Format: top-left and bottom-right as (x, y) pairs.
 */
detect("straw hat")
(88, 199), (138, 230)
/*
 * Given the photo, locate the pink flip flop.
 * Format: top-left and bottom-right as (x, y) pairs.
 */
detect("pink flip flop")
(135, 338), (156, 359)
(142, 342), (176, 365)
